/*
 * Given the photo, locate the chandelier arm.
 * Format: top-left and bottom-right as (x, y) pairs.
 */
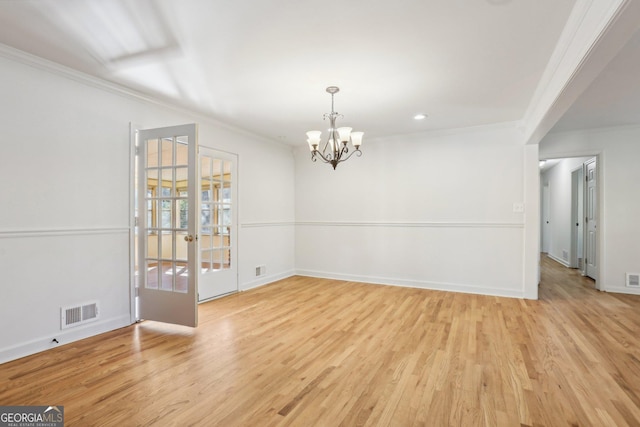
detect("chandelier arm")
(321, 138), (332, 157)
(335, 147), (362, 164)
(312, 149), (333, 164)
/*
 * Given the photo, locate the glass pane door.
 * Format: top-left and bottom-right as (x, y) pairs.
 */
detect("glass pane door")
(198, 147), (237, 301)
(137, 124), (198, 327)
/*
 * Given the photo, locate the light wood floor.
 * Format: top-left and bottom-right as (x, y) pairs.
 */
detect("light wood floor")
(2, 256), (640, 426)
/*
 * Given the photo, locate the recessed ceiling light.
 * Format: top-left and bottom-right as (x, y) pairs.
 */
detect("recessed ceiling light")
(414, 113), (427, 120)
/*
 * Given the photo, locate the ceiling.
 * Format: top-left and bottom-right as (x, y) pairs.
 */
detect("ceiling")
(550, 26), (640, 133)
(0, 0), (588, 145)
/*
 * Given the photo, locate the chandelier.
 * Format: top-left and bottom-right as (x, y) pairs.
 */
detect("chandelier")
(306, 86), (363, 170)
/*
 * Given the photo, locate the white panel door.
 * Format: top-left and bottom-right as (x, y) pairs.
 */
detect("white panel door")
(585, 159), (598, 281)
(198, 147), (238, 301)
(138, 124), (198, 327)
(541, 183), (551, 253)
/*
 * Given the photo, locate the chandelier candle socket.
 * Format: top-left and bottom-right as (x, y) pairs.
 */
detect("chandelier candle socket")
(306, 86), (363, 170)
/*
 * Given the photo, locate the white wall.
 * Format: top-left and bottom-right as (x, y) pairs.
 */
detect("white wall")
(0, 50), (295, 363)
(540, 157), (591, 266)
(540, 126), (640, 294)
(295, 124), (534, 298)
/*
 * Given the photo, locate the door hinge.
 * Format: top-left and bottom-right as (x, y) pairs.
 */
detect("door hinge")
(135, 146), (140, 155)
(135, 287), (139, 297)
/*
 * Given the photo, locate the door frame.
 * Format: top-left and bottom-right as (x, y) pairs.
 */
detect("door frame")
(539, 153), (602, 290)
(129, 123), (140, 324)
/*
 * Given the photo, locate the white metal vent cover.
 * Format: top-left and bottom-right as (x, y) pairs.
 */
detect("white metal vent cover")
(626, 273), (640, 288)
(61, 301), (100, 329)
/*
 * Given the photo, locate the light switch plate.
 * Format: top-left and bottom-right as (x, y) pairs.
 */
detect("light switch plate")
(513, 202), (525, 213)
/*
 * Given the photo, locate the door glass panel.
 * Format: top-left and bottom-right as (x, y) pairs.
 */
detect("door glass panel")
(201, 156), (211, 177)
(160, 262), (174, 291)
(176, 167), (188, 196)
(222, 205), (231, 226)
(177, 199), (188, 230)
(176, 140), (188, 166)
(161, 138), (173, 167)
(201, 205), (212, 229)
(201, 250), (213, 273)
(160, 230), (174, 259)
(146, 260), (159, 290)
(160, 200), (172, 228)
(222, 249), (231, 269)
(161, 168), (173, 196)
(147, 139), (158, 167)
(213, 161), (222, 189)
(223, 161), (232, 183)
(176, 261), (188, 292)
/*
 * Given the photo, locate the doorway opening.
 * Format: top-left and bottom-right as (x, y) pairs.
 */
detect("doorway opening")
(540, 155), (599, 288)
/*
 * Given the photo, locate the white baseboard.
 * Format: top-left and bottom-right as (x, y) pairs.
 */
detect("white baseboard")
(240, 269), (296, 292)
(547, 253), (570, 267)
(295, 269), (525, 299)
(603, 286), (640, 296)
(0, 315), (131, 365)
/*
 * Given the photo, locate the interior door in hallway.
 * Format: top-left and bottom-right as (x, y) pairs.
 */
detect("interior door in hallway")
(198, 147), (238, 301)
(585, 158), (597, 281)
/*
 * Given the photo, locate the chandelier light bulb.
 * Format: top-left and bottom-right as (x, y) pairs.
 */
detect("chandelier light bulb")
(350, 132), (364, 148)
(337, 127), (352, 142)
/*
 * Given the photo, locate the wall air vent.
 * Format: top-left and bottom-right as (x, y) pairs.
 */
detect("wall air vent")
(61, 301), (99, 330)
(626, 273), (640, 288)
(255, 265), (266, 277)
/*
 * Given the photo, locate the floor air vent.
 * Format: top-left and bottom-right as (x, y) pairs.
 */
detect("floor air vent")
(61, 301), (99, 329)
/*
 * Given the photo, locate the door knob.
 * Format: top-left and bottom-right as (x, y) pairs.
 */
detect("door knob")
(184, 235), (194, 242)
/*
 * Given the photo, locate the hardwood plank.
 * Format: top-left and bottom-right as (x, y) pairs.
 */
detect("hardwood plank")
(2, 255), (640, 426)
